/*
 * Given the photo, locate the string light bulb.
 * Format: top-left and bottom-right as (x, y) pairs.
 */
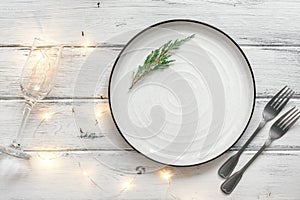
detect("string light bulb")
(42, 111), (54, 121)
(160, 169), (173, 181)
(80, 38), (91, 56)
(41, 157), (52, 166)
(121, 179), (134, 191)
(83, 170), (89, 176)
(36, 152), (57, 169)
(95, 103), (111, 120)
(82, 40), (90, 49)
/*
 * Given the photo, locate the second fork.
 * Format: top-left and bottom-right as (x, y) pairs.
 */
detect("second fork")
(221, 107), (300, 194)
(218, 86), (294, 178)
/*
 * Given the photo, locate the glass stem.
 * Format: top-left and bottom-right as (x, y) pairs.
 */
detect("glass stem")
(13, 99), (35, 146)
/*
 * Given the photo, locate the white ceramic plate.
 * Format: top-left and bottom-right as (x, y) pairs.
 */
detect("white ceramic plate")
(109, 20), (255, 166)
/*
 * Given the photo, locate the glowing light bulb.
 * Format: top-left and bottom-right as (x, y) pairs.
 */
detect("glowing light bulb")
(122, 180), (134, 191)
(42, 157), (51, 164)
(95, 103), (110, 120)
(37, 152), (55, 168)
(160, 169), (173, 181)
(95, 109), (103, 119)
(82, 40), (90, 49)
(43, 112), (54, 121)
(83, 170), (88, 176)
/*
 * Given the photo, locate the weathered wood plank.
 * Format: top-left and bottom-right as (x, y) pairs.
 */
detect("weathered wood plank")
(0, 99), (299, 151)
(0, 46), (299, 99)
(1, 1), (300, 199)
(0, 150), (299, 199)
(0, 0), (300, 45)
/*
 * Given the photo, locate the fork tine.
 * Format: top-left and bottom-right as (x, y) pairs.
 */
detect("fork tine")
(279, 109), (299, 128)
(270, 87), (291, 107)
(277, 107), (297, 127)
(283, 111), (300, 131)
(268, 86), (287, 106)
(274, 90), (294, 110)
(276, 107), (297, 127)
(273, 88), (291, 107)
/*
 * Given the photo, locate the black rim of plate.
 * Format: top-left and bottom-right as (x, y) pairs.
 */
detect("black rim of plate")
(108, 19), (256, 167)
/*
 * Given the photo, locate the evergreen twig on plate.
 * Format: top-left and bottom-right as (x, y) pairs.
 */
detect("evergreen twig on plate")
(129, 34), (195, 89)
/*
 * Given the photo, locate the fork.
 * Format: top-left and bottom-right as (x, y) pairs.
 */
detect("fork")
(221, 107), (300, 194)
(218, 86), (294, 178)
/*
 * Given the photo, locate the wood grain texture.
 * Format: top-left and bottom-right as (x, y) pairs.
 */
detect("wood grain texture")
(0, 0), (300, 199)
(0, 46), (299, 99)
(0, 0), (300, 45)
(0, 99), (299, 151)
(0, 151), (299, 200)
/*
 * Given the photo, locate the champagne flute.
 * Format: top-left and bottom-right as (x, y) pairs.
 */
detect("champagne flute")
(0, 38), (62, 159)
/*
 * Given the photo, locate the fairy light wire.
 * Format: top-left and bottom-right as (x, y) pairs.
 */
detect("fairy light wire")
(160, 169), (179, 199)
(77, 161), (104, 191)
(32, 108), (70, 161)
(27, 35), (180, 199)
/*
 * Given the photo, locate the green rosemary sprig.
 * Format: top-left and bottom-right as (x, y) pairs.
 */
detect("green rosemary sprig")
(129, 34), (195, 89)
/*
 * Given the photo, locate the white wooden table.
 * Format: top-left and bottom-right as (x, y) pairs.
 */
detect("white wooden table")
(0, 0), (300, 199)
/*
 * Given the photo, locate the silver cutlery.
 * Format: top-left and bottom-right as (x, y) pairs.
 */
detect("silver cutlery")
(218, 86), (294, 178)
(221, 106), (300, 194)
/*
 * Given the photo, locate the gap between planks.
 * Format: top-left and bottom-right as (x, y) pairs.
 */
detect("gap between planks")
(21, 147), (300, 153)
(1, 97), (300, 103)
(2, 44), (300, 48)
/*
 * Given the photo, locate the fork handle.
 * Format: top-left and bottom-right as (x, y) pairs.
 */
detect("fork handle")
(242, 140), (270, 171)
(218, 153), (240, 179)
(239, 119), (267, 153)
(221, 141), (270, 194)
(218, 119), (266, 178)
(221, 170), (243, 194)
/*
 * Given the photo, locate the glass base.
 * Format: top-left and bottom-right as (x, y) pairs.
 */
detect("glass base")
(0, 143), (31, 160)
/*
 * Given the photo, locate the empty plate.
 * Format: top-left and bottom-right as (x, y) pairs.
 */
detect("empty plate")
(109, 19), (255, 166)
